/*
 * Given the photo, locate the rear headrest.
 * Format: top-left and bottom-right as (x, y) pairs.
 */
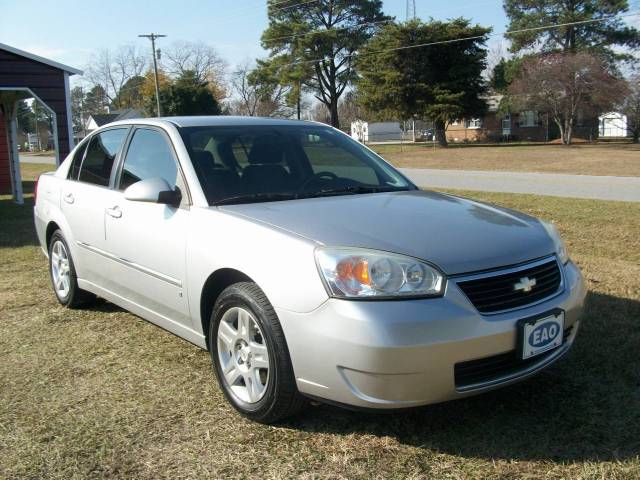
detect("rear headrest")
(217, 142), (240, 171)
(192, 150), (215, 167)
(248, 135), (285, 164)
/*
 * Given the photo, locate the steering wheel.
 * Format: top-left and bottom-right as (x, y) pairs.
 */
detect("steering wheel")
(297, 171), (339, 193)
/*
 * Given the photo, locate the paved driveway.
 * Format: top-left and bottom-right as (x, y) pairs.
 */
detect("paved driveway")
(401, 168), (640, 202)
(14, 157), (639, 202)
(19, 154), (56, 165)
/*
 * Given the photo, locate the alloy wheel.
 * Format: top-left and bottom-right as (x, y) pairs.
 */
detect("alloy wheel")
(51, 240), (71, 298)
(217, 307), (270, 403)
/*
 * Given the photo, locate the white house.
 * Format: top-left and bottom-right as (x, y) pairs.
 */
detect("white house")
(85, 108), (143, 133)
(599, 112), (629, 138)
(350, 120), (368, 142)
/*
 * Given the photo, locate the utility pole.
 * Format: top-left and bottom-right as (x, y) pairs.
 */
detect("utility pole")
(80, 86), (87, 138)
(138, 33), (167, 117)
(296, 79), (301, 120)
(33, 101), (41, 151)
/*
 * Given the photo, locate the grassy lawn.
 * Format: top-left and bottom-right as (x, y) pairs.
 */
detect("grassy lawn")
(18, 163), (56, 193)
(1, 167), (639, 478)
(373, 142), (640, 177)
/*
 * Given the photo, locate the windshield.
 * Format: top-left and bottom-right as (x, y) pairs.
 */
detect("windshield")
(178, 124), (414, 205)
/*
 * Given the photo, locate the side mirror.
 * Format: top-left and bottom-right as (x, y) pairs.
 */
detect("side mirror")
(124, 177), (182, 207)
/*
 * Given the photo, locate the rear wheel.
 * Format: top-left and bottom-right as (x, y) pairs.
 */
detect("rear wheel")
(48, 230), (96, 308)
(209, 282), (305, 423)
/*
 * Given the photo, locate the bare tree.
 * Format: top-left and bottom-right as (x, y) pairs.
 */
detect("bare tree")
(163, 41), (228, 100)
(310, 102), (331, 124)
(311, 93), (362, 125)
(486, 40), (510, 78)
(84, 45), (147, 109)
(230, 61), (290, 117)
(338, 90), (367, 126)
(509, 53), (626, 145)
(621, 75), (640, 143)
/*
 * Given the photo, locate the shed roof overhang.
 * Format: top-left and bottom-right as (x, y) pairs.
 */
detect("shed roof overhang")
(0, 42), (83, 75)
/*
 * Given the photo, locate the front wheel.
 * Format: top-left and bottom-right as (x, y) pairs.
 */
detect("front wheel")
(209, 282), (305, 423)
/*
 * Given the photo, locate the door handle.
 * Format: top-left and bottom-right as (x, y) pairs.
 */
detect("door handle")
(106, 206), (122, 218)
(63, 193), (74, 204)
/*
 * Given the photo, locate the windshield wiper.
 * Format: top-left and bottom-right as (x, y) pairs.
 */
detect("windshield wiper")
(213, 192), (297, 206)
(299, 185), (411, 198)
(214, 186), (412, 205)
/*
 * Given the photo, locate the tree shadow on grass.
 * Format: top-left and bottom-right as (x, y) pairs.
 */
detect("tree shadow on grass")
(22, 180), (36, 195)
(0, 196), (39, 248)
(287, 291), (640, 463)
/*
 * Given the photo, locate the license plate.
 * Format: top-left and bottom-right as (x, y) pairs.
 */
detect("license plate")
(518, 310), (564, 360)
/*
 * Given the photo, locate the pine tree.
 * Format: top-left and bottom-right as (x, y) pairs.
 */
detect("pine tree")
(504, 0), (640, 62)
(259, 0), (390, 127)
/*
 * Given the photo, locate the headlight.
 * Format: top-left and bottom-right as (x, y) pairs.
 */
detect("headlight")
(315, 247), (445, 299)
(542, 221), (570, 264)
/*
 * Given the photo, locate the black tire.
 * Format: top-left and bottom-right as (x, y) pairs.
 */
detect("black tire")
(48, 230), (96, 308)
(209, 282), (305, 423)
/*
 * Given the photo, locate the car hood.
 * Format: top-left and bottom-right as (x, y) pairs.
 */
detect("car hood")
(219, 190), (555, 275)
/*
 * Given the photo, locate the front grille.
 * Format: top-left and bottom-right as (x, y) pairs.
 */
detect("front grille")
(454, 326), (572, 388)
(456, 258), (562, 314)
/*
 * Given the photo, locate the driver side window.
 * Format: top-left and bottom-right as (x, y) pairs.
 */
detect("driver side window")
(118, 128), (179, 191)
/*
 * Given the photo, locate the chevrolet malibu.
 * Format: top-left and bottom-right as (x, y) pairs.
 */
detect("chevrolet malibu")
(34, 117), (586, 423)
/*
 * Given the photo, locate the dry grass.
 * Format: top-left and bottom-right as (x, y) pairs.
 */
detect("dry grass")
(1, 168), (639, 478)
(373, 142), (640, 177)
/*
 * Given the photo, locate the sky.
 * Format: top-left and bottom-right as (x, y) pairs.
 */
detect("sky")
(1, 0), (512, 84)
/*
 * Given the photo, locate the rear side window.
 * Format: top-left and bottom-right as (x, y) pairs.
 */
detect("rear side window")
(78, 128), (128, 186)
(118, 128), (178, 191)
(68, 140), (88, 180)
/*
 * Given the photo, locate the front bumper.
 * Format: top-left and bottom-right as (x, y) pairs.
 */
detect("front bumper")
(276, 259), (586, 409)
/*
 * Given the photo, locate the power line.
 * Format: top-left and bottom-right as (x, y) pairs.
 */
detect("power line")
(268, 0), (309, 8)
(264, 0), (500, 44)
(268, 0), (319, 12)
(84, 9), (640, 100)
(267, 18), (393, 42)
(275, 11), (640, 69)
(221, 0), (319, 23)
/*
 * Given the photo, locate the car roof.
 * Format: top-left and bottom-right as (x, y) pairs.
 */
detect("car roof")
(168, 116), (323, 128)
(103, 116), (323, 129)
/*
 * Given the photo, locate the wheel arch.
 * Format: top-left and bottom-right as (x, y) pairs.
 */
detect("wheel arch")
(45, 221), (62, 249)
(200, 268), (254, 349)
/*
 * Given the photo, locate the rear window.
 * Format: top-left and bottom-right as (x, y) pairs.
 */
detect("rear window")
(78, 128), (128, 187)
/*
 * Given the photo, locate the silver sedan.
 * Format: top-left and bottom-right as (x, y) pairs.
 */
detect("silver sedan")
(34, 117), (586, 423)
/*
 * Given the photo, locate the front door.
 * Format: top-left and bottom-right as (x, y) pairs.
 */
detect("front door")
(103, 127), (191, 327)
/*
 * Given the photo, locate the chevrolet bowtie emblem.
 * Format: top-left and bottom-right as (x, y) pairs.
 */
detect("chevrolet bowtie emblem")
(514, 276), (536, 293)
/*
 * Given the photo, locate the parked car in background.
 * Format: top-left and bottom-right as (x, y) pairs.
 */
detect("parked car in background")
(420, 128), (435, 141)
(34, 117), (586, 423)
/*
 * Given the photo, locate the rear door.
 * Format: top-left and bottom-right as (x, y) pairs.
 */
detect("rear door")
(61, 127), (129, 286)
(103, 126), (191, 326)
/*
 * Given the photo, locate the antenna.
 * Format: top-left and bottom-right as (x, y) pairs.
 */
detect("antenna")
(406, 0), (416, 20)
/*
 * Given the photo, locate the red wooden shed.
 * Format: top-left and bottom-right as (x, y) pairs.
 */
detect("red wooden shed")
(0, 43), (82, 203)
